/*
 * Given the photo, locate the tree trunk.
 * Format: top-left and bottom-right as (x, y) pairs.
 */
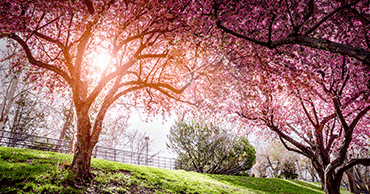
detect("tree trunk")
(70, 140), (94, 179)
(70, 108), (95, 179)
(312, 161), (325, 190)
(345, 169), (359, 193)
(323, 182), (341, 194)
(68, 109), (78, 154)
(312, 161), (342, 194)
(324, 172), (341, 194)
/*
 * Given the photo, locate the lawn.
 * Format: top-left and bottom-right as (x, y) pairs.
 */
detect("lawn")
(0, 146), (340, 193)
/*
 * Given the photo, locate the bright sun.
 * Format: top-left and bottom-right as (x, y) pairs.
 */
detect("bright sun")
(93, 54), (111, 70)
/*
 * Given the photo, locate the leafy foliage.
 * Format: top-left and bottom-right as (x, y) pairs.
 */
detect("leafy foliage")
(281, 161), (298, 180)
(168, 120), (256, 175)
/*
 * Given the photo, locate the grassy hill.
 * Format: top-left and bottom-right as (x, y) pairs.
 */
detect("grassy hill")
(0, 146), (342, 194)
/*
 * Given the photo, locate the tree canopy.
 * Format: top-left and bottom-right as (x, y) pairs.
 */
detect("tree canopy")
(1, 1), (370, 192)
(0, 0), (214, 178)
(189, 0), (370, 193)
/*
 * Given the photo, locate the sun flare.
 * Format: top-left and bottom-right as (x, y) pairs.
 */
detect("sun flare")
(93, 54), (111, 70)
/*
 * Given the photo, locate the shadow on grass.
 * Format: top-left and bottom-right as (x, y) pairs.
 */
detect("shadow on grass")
(290, 179), (323, 190)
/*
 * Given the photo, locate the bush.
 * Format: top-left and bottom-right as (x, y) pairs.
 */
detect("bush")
(167, 120), (256, 175)
(281, 160), (298, 179)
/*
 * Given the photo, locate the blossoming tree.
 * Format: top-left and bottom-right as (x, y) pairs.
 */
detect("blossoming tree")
(188, 0), (370, 193)
(0, 0), (212, 178)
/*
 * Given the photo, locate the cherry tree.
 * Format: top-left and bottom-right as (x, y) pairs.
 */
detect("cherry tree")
(187, 0), (370, 193)
(202, 47), (370, 194)
(0, 0), (211, 178)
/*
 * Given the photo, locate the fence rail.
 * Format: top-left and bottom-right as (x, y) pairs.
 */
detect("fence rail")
(0, 129), (179, 170)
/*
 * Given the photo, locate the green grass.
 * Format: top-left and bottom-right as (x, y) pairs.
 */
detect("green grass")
(0, 146), (343, 193)
(295, 181), (352, 194)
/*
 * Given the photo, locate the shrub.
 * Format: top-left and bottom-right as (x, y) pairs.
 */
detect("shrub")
(167, 120), (256, 175)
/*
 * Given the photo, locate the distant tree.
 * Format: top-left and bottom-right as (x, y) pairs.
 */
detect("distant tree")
(125, 129), (160, 165)
(343, 146), (370, 193)
(252, 140), (299, 179)
(0, 48), (24, 132)
(281, 160), (298, 179)
(97, 105), (131, 149)
(167, 120), (256, 175)
(94, 105), (161, 164)
(7, 93), (47, 146)
(299, 157), (319, 182)
(0, 50), (48, 146)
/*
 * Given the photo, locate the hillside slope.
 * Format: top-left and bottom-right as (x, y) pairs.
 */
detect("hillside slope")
(0, 146), (327, 194)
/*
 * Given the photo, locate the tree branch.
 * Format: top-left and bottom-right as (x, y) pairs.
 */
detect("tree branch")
(115, 29), (169, 53)
(336, 158), (370, 183)
(303, 0), (314, 22)
(85, 70), (121, 107)
(31, 31), (64, 49)
(31, 30), (74, 74)
(330, 103), (370, 171)
(74, 18), (97, 81)
(348, 105), (370, 130)
(279, 136), (304, 156)
(270, 35), (370, 65)
(285, 0), (297, 34)
(144, 82), (193, 95)
(287, 124), (315, 148)
(317, 114), (336, 134)
(304, 0), (360, 35)
(266, 119), (314, 159)
(137, 53), (167, 59)
(83, 0), (95, 15)
(4, 33), (73, 86)
(216, 21), (270, 47)
(218, 24), (370, 65)
(267, 13), (276, 44)
(298, 92), (317, 127)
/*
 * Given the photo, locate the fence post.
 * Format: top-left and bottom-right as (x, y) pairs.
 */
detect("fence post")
(46, 138), (50, 151)
(114, 149), (116, 161)
(131, 151), (133, 164)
